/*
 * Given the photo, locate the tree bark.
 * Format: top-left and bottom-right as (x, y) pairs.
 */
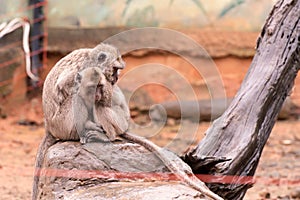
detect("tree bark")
(184, 0), (300, 199)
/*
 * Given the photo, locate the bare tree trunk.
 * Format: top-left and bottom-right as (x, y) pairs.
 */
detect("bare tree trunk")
(184, 0), (300, 199)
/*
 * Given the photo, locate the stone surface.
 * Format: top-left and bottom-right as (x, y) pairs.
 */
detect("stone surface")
(37, 141), (204, 199)
(62, 182), (206, 200)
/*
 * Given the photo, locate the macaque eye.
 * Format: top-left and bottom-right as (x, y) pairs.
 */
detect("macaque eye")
(98, 53), (107, 62)
(76, 73), (82, 83)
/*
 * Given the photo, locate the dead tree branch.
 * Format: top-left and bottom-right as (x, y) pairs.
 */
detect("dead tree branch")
(184, 0), (300, 199)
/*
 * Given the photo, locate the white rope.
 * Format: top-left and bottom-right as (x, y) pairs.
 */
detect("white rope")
(0, 17), (39, 81)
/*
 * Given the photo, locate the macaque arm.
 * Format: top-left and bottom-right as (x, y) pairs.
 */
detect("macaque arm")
(55, 70), (76, 103)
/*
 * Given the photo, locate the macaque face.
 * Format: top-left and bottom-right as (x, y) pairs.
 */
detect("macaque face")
(76, 66), (112, 107)
(95, 73), (113, 107)
(110, 56), (125, 85)
(91, 44), (125, 85)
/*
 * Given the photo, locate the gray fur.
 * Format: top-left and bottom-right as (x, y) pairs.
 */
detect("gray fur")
(33, 43), (222, 200)
(32, 43), (129, 200)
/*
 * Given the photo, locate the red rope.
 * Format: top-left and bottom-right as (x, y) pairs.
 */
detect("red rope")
(1, 33), (46, 50)
(0, 47), (46, 69)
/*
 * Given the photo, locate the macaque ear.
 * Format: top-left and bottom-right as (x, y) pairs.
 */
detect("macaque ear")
(76, 72), (82, 83)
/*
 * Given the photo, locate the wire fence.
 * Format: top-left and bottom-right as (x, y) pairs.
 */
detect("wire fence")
(0, 0), (48, 94)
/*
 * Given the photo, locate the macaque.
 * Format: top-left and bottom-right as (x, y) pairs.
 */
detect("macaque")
(33, 43), (223, 200)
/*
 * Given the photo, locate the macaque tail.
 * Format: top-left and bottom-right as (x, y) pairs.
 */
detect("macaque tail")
(121, 132), (224, 200)
(32, 132), (57, 200)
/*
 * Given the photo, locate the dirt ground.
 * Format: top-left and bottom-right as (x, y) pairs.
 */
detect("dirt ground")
(0, 96), (299, 200)
(1, 43), (300, 199)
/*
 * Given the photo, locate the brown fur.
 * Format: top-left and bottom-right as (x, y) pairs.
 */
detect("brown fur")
(32, 43), (129, 200)
(43, 43), (126, 141)
(33, 43), (221, 200)
(91, 70), (224, 200)
(73, 67), (111, 143)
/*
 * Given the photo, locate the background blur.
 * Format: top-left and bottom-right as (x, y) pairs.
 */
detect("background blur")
(0, 1), (299, 200)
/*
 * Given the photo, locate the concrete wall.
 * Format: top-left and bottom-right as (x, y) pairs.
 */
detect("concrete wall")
(1, 0), (276, 31)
